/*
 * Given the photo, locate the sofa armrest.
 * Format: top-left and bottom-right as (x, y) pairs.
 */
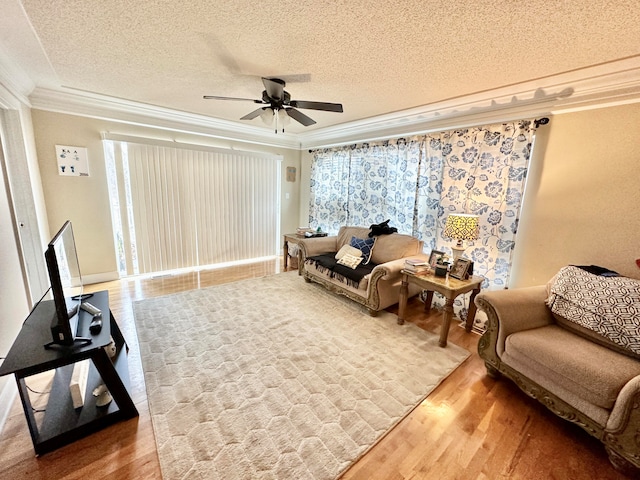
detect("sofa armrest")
(476, 285), (554, 361)
(299, 236), (338, 259)
(606, 375), (640, 468)
(370, 257), (406, 279)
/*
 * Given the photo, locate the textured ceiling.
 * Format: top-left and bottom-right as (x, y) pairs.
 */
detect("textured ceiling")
(6, 0), (640, 133)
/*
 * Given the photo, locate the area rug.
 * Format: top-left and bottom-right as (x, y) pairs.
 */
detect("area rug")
(133, 272), (469, 480)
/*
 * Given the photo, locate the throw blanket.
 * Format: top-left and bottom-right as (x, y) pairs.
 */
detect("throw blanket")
(306, 253), (376, 288)
(547, 265), (640, 354)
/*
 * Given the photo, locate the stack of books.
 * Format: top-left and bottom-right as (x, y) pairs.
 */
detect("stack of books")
(404, 258), (429, 273)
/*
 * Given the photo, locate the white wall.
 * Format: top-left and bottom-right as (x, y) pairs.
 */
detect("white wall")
(511, 103), (640, 285)
(31, 110), (302, 280)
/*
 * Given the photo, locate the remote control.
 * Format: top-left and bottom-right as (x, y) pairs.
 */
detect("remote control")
(80, 302), (102, 316)
(89, 317), (103, 334)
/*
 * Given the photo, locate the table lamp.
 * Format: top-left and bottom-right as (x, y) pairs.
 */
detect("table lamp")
(443, 213), (479, 261)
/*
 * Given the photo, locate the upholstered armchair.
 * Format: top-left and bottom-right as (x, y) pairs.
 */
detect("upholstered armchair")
(476, 277), (640, 474)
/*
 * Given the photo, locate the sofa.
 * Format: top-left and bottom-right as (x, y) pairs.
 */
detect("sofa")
(475, 265), (640, 473)
(298, 226), (425, 315)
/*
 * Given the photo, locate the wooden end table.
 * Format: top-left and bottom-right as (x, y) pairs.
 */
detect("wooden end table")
(397, 270), (483, 347)
(283, 233), (305, 274)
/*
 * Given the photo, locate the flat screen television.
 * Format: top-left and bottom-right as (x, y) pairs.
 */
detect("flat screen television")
(44, 221), (90, 348)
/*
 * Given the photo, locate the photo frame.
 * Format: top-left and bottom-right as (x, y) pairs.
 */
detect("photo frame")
(450, 258), (472, 280)
(428, 249), (445, 269)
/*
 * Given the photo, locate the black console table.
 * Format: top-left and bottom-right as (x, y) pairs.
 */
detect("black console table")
(0, 290), (138, 455)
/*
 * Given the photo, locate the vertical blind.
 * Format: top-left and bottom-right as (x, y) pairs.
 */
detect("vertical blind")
(104, 136), (281, 276)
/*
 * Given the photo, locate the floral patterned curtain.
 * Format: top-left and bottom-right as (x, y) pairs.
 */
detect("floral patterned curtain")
(308, 120), (537, 303)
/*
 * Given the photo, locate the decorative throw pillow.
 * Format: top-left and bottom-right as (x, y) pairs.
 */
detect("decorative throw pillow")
(350, 236), (376, 265)
(335, 244), (363, 260)
(337, 253), (363, 269)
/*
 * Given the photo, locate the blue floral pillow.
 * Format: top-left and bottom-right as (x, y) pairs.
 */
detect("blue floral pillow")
(350, 236), (376, 265)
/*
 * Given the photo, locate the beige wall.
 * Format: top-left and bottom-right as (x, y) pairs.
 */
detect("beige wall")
(298, 104), (640, 287)
(31, 110), (301, 281)
(511, 103), (640, 286)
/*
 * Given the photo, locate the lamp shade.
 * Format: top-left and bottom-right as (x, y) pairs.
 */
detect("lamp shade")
(260, 108), (274, 125)
(443, 214), (480, 241)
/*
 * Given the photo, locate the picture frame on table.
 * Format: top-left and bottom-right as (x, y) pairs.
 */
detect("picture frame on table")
(450, 258), (472, 280)
(428, 249), (445, 269)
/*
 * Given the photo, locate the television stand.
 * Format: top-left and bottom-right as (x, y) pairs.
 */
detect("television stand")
(0, 290), (138, 455)
(43, 337), (92, 349)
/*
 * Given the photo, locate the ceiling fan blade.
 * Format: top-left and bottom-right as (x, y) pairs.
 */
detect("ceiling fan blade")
(203, 95), (264, 103)
(240, 107), (270, 120)
(285, 108), (316, 127)
(262, 77), (285, 100)
(289, 100), (343, 113)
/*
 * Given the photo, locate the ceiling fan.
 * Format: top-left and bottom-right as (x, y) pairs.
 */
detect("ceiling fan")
(203, 77), (343, 132)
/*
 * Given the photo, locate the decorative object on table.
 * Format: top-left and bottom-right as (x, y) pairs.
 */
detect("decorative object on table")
(428, 249), (445, 269)
(434, 253), (450, 278)
(134, 273), (469, 480)
(304, 229), (328, 238)
(296, 226), (314, 237)
(368, 219), (398, 237)
(92, 384), (113, 408)
(450, 258), (473, 280)
(443, 213), (480, 261)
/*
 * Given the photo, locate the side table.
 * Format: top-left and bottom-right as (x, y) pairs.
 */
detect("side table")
(283, 233), (305, 274)
(397, 270), (483, 347)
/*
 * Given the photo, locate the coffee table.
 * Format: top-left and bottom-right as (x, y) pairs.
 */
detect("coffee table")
(397, 269), (483, 347)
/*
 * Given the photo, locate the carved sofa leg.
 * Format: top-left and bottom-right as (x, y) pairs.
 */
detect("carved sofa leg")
(484, 362), (501, 379)
(605, 447), (640, 476)
(367, 308), (378, 317)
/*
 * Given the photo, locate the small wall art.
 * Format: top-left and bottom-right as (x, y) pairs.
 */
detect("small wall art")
(56, 145), (89, 176)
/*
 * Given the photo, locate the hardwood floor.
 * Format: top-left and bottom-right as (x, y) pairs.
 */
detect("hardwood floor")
(0, 260), (632, 479)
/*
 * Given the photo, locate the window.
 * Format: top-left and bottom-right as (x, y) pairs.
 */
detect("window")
(104, 136), (281, 276)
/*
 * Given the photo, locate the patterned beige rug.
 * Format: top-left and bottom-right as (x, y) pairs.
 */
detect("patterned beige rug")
(133, 272), (469, 479)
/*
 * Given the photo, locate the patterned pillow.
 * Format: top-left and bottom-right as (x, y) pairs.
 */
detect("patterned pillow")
(337, 253), (363, 269)
(350, 236), (376, 265)
(335, 244), (363, 260)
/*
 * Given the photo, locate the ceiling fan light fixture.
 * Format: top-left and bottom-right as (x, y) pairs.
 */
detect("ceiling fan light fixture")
(260, 108), (274, 125)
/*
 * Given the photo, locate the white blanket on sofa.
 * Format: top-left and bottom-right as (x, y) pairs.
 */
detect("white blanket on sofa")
(547, 266), (640, 354)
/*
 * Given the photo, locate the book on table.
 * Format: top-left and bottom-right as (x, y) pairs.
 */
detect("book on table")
(405, 258), (427, 266)
(404, 259), (429, 273)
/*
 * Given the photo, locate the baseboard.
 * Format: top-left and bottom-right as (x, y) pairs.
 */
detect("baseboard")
(0, 379), (18, 435)
(82, 271), (119, 285)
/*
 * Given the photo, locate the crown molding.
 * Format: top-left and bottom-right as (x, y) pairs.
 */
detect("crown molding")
(28, 87), (302, 150)
(298, 56), (640, 149)
(0, 47), (34, 109)
(19, 56), (640, 151)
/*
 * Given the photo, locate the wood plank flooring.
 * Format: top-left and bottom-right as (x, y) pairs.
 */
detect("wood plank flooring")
(0, 260), (633, 479)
